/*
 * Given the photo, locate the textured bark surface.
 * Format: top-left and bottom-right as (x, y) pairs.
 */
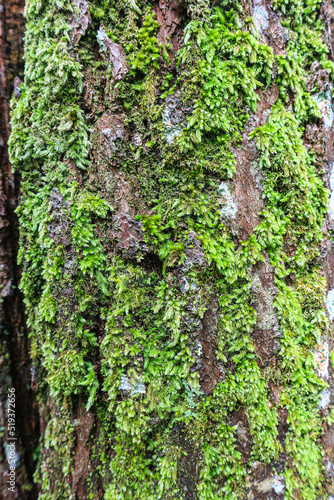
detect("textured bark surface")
(6, 0), (334, 498)
(0, 0), (38, 498)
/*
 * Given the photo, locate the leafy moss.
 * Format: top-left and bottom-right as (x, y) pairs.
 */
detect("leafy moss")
(8, 0), (334, 497)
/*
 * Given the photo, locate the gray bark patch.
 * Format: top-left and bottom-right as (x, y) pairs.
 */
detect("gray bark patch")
(97, 27), (129, 81)
(218, 182), (238, 219)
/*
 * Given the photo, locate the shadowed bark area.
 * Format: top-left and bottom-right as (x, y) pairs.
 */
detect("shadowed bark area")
(0, 0), (39, 498)
(6, 0), (334, 498)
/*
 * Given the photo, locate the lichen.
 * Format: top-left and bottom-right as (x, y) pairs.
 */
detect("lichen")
(217, 182), (238, 220)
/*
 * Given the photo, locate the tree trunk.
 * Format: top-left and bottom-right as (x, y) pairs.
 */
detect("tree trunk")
(7, 0), (334, 498)
(0, 0), (39, 498)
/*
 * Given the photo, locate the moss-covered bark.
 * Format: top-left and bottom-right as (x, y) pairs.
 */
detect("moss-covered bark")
(8, 0), (334, 498)
(0, 0), (39, 497)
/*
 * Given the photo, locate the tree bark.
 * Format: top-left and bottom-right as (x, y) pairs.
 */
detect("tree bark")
(0, 0), (39, 498)
(7, 0), (334, 498)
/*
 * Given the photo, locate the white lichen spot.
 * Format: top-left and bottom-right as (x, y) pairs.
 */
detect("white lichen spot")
(325, 457), (334, 477)
(119, 374), (146, 396)
(163, 117), (181, 143)
(162, 108), (181, 143)
(314, 340), (329, 379)
(96, 26), (108, 52)
(272, 475), (285, 495)
(119, 374), (133, 391)
(253, 1), (269, 34)
(181, 277), (190, 293)
(257, 475), (284, 494)
(195, 340), (203, 357)
(180, 277), (196, 293)
(327, 288), (334, 320)
(313, 89), (334, 130)
(319, 388), (331, 409)
(132, 133), (142, 147)
(131, 377), (146, 396)
(162, 94), (185, 144)
(218, 182), (238, 219)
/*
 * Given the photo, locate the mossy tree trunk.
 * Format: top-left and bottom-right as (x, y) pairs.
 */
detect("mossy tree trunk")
(7, 0), (334, 498)
(0, 0), (39, 497)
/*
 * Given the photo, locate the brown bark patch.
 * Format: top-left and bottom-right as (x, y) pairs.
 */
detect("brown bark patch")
(97, 27), (129, 81)
(93, 113), (127, 167)
(199, 294), (221, 395)
(251, 255), (281, 365)
(323, 239), (334, 290)
(229, 407), (252, 464)
(231, 86), (279, 239)
(110, 212), (149, 260)
(246, 462), (285, 499)
(169, 424), (202, 500)
(70, 0), (91, 45)
(154, 0), (184, 53)
(82, 68), (108, 117)
(71, 399), (95, 497)
(323, 422), (334, 483)
(250, 0), (289, 56)
(231, 137), (263, 238)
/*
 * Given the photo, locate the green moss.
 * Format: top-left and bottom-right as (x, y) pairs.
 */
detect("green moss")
(251, 99), (329, 500)
(8, 0), (334, 497)
(178, 7), (274, 150)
